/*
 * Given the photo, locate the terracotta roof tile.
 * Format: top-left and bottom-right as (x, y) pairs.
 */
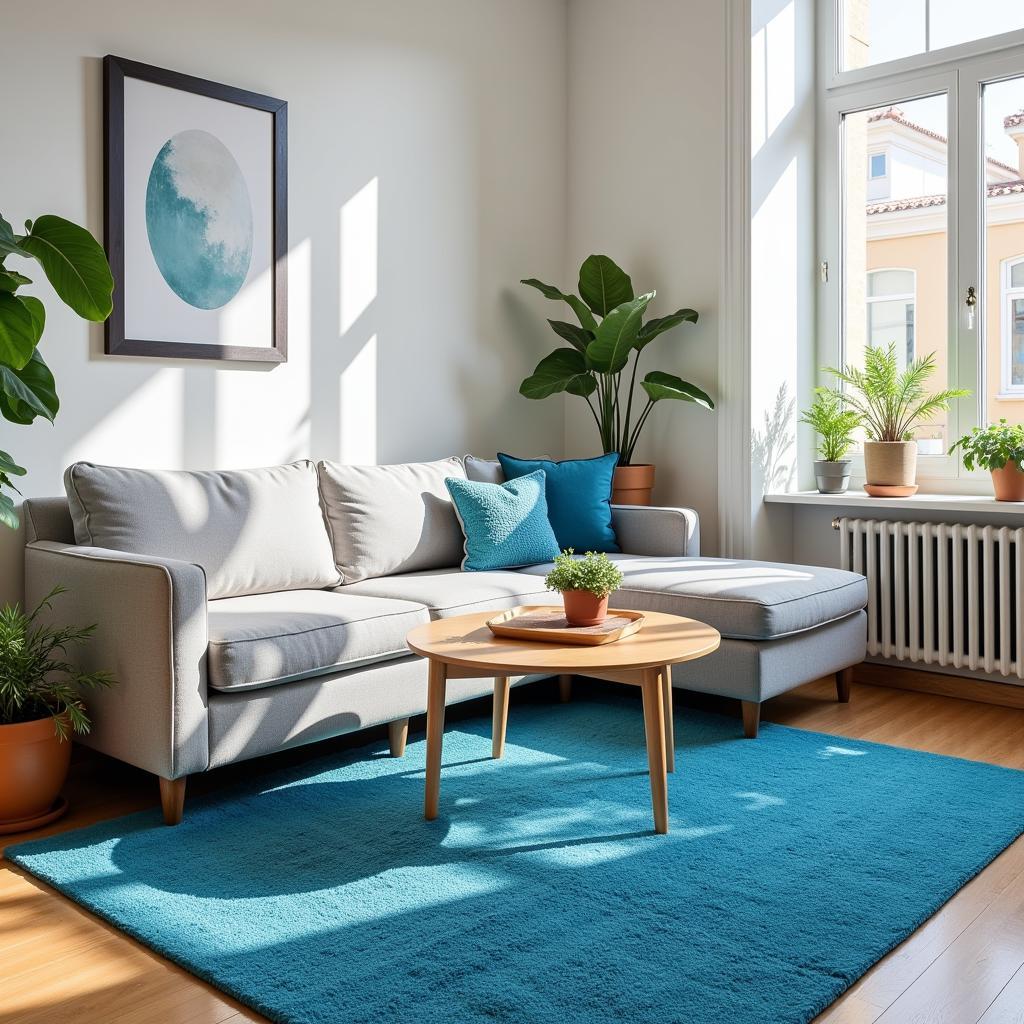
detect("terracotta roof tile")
(867, 179), (1024, 215)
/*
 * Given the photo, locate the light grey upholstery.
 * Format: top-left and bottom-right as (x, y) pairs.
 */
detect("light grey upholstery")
(22, 496), (75, 544)
(341, 567), (551, 619)
(318, 457), (466, 583)
(24, 540), (209, 780)
(517, 554), (867, 640)
(64, 460), (339, 599)
(662, 611), (867, 702)
(609, 505), (700, 558)
(207, 590), (429, 692)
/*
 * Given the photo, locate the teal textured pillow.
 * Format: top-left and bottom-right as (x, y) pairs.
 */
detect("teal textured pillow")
(497, 452), (620, 553)
(445, 471), (560, 572)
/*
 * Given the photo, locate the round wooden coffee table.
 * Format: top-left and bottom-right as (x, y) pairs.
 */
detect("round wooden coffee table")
(406, 608), (720, 835)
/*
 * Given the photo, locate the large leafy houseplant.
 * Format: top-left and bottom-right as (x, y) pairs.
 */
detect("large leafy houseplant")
(0, 213), (114, 528)
(520, 255), (713, 466)
(950, 419), (1024, 501)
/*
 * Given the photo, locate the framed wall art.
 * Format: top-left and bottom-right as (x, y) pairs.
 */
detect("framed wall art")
(104, 55), (287, 362)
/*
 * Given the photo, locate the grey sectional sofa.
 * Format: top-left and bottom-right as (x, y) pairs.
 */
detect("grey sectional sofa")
(23, 457), (867, 825)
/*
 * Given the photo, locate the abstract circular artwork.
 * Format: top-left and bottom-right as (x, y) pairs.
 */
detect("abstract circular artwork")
(145, 129), (253, 310)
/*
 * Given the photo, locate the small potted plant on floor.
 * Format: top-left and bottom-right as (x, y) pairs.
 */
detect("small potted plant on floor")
(0, 587), (115, 831)
(544, 549), (625, 627)
(950, 419), (1024, 501)
(800, 387), (860, 494)
(518, 255), (714, 505)
(826, 344), (969, 497)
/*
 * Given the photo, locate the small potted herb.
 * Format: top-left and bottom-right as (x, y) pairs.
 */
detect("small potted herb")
(950, 419), (1024, 501)
(544, 549), (625, 626)
(0, 587), (115, 829)
(800, 387), (860, 494)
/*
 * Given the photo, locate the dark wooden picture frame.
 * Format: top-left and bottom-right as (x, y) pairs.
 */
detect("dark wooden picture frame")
(104, 55), (287, 362)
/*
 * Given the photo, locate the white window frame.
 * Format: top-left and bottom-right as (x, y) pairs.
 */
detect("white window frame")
(1001, 255), (1024, 396)
(818, 6), (1024, 492)
(866, 267), (916, 368)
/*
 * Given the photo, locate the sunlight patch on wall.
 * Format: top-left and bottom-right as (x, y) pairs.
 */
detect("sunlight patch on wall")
(340, 178), (379, 335)
(340, 333), (378, 464)
(751, 0), (795, 157)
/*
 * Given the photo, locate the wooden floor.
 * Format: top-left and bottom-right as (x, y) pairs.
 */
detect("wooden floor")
(2, 675), (1024, 1023)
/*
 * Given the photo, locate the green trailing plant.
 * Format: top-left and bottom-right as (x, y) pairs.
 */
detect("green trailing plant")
(544, 550), (624, 598)
(0, 586), (115, 739)
(825, 343), (968, 442)
(520, 255), (713, 465)
(950, 419), (1024, 471)
(0, 212), (114, 528)
(800, 387), (860, 462)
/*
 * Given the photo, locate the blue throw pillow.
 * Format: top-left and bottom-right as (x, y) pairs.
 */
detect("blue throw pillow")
(497, 453), (620, 552)
(445, 470), (561, 572)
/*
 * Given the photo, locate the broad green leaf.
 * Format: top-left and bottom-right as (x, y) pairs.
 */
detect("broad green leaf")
(640, 370), (714, 409)
(585, 293), (653, 374)
(0, 292), (41, 369)
(635, 308), (699, 350)
(0, 269), (32, 293)
(520, 348), (596, 399)
(547, 319), (592, 353)
(0, 490), (18, 530)
(578, 255), (633, 317)
(520, 278), (598, 332)
(0, 349), (59, 423)
(19, 215), (114, 321)
(0, 449), (26, 476)
(0, 216), (30, 260)
(19, 295), (45, 340)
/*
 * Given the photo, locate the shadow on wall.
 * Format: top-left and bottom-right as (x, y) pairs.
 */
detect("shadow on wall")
(751, 383), (796, 496)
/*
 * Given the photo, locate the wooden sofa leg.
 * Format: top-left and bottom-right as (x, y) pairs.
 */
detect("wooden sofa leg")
(836, 667), (853, 704)
(159, 776), (187, 826)
(741, 701), (760, 739)
(388, 718), (409, 757)
(559, 674), (573, 703)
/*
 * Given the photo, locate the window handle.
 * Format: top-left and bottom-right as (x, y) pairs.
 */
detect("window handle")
(965, 285), (977, 330)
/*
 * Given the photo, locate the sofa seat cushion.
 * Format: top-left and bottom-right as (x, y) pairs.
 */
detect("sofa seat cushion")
(341, 568), (551, 620)
(516, 555), (867, 641)
(207, 590), (429, 692)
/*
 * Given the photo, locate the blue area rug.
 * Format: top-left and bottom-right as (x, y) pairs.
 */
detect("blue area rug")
(8, 695), (1024, 1024)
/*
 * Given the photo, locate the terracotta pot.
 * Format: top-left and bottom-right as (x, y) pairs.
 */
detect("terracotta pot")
(562, 590), (609, 627)
(0, 715), (71, 825)
(612, 463), (655, 505)
(991, 462), (1024, 501)
(863, 441), (917, 487)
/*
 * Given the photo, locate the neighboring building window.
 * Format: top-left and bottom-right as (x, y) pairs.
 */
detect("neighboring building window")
(869, 152), (887, 179)
(1003, 257), (1024, 392)
(867, 269), (916, 370)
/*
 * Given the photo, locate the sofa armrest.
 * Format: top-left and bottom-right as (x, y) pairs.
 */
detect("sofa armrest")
(24, 541), (210, 779)
(610, 505), (700, 557)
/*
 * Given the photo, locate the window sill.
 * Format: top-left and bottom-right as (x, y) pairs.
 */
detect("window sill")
(764, 490), (1024, 514)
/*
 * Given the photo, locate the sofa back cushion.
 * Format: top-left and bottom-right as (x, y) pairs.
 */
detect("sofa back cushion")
(64, 461), (340, 599)
(317, 457), (467, 583)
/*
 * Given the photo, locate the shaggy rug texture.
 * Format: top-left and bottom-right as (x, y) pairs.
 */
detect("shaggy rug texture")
(8, 694), (1024, 1024)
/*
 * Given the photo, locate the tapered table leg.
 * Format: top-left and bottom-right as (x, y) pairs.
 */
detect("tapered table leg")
(492, 676), (510, 758)
(424, 659), (447, 820)
(661, 665), (675, 774)
(640, 668), (669, 834)
(558, 674), (573, 703)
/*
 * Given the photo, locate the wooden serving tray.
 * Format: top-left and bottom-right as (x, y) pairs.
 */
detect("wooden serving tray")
(486, 605), (645, 646)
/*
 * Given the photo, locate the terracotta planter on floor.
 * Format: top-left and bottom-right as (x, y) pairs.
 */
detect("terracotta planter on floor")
(863, 441), (918, 497)
(562, 590), (609, 627)
(612, 463), (655, 505)
(990, 462), (1024, 501)
(0, 716), (71, 828)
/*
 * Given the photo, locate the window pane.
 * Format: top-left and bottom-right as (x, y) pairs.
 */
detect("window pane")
(982, 76), (1024, 412)
(930, 1), (1024, 52)
(869, 153), (887, 178)
(843, 95), (949, 450)
(867, 269), (915, 296)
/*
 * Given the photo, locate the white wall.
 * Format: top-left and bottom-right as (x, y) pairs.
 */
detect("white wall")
(1, 0), (568, 604)
(564, 0), (724, 555)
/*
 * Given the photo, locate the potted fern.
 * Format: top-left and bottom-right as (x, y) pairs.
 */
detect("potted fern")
(800, 387), (860, 493)
(950, 419), (1024, 501)
(0, 587), (114, 831)
(519, 255), (714, 505)
(544, 550), (624, 626)
(826, 344), (969, 496)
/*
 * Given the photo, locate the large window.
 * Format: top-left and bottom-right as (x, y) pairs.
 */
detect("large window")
(823, 2), (1024, 482)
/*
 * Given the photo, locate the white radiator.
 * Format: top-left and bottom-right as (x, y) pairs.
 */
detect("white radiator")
(837, 517), (1024, 678)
